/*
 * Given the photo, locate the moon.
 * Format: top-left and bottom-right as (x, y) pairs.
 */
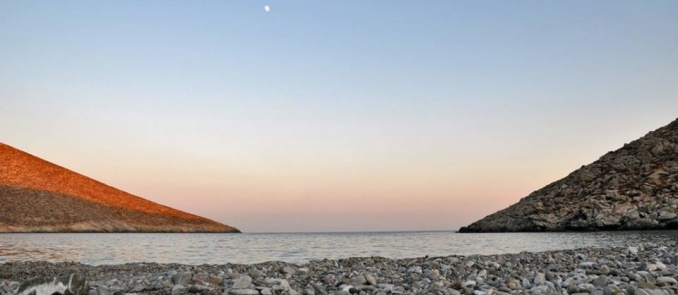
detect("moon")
(264, 5), (270, 12)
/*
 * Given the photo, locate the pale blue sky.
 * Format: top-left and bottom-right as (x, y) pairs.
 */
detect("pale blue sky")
(1, 1), (677, 232)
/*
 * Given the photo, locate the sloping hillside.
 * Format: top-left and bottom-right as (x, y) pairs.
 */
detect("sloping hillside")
(459, 118), (678, 232)
(0, 143), (240, 233)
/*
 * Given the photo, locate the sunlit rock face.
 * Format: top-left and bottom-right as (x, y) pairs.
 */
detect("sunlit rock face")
(460, 118), (678, 233)
(0, 143), (240, 233)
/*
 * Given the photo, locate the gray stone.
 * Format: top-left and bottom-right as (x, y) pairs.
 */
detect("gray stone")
(233, 276), (253, 289)
(463, 280), (476, 288)
(365, 274), (377, 286)
(627, 286), (640, 295)
(390, 286), (405, 294)
(188, 285), (212, 293)
(172, 272), (192, 286)
(657, 277), (677, 284)
(659, 212), (677, 221)
(604, 286), (622, 295)
(229, 289), (260, 295)
(282, 267), (296, 277)
(577, 283), (595, 293)
(171, 285), (186, 295)
(593, 276), (609, 288)
(637, 281), (657, 290)
(533, 273), (546, 285)
(580, 261), (596, 268)
(530, 285), (549, 293)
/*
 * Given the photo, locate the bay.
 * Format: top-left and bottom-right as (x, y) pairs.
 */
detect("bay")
(1, 230), (677, 266)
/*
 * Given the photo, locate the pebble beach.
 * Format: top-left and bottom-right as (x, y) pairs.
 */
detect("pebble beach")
(3, 243), (678, 295)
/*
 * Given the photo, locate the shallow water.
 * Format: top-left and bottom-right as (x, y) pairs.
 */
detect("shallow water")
(1, 230), (677, 265)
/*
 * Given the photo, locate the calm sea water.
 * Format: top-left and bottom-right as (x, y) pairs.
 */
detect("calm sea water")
(1, 231), (678, 266)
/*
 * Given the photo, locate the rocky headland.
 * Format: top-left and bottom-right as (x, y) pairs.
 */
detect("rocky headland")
(460, 118), (678, 232)
(2, 243), (678, 295)
(0, 143), (240, 233)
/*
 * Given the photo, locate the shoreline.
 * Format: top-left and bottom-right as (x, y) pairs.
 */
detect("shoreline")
(2, 244), (678, 295)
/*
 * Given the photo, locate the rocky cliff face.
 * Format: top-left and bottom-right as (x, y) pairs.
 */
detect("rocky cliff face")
(459, 118), (678, 232)
(0, 143), (240, 233)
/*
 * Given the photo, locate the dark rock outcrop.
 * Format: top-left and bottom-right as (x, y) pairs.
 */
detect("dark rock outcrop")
(459, 118), (678, 232)
(0, 143), (240, 233)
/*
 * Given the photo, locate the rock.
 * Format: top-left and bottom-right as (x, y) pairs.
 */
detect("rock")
(18, 274), (89, 295)
(593, 276), (609, 288)
(0, 143), (242, 233)
(341, 285), (358, 294)
(188, 285), (212, 293)
(172, 272), (192, 286)
(364, 274), (377, 286)
(459, 118), (678, 232)
(580, 261), (596, 268)
(282, 267), (296, 277)
(229, 289), (260, 295)
(171, 285), (186, 295)
(353, 275), (366, 285)
(463, 280), (476, 288)
(577, 283), (595, 293)
(232, 276), (253, 289)
(637, 281), (657, 290)
(658, 212), (677, 221)
(389, 286), (405, 294)
(407, 266), (423, 274)
(530, 285), (549, 293)
(533, 272), (546, 285)
(656, 277), (677, 284)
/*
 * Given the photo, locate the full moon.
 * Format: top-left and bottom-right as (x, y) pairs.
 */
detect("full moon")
(264, 5), (270, 12)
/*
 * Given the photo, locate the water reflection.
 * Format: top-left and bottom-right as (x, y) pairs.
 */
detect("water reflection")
(1, 231), (678, 265)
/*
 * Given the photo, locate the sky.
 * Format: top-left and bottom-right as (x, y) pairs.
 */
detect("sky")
(1, 1), (677, 232)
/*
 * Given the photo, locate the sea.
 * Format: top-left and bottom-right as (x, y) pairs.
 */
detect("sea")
(1, 231), (677, 266)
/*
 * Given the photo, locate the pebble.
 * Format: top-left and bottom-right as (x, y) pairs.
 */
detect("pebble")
(534, 272), (546, 285)
(171, 272), (192, 286)
(170, 285), (185, 295)
(232, 275), (252, 289)
(657, 276), (677, 284)
(229, 289), (260, 295)
(364, 273), (377, 286)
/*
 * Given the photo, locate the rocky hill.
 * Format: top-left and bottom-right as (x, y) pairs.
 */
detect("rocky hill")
(0, 143), (240, 233)
(459, 118), (678, 232)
